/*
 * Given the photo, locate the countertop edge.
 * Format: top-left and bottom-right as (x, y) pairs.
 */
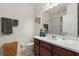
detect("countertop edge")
(34, 36), (79, 53)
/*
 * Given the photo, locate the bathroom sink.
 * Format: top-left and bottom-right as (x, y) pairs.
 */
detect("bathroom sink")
(56, 38), (75, 44)
(40, 36), (75, 44)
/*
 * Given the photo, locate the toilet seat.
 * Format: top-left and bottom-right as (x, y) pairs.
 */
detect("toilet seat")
(21, 42), (34, 47)
(26, 42), (34, 46)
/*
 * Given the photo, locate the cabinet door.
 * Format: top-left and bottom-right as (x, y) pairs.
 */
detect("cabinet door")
(34, 44), (40, 56)
(40, 41), (52, 51)
(34, 38), (40, 45)
(75, 53), (79, 56)
(53, 46), (75, 56)
(40, 46), (51, 56)
(3, 41), (17, 56)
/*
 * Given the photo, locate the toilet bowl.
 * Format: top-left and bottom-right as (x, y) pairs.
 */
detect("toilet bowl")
(21, 42), (34, 56)
(19, 42), (34, 55)
(25, 42), (34, 51)
(21, 42), (34, 51)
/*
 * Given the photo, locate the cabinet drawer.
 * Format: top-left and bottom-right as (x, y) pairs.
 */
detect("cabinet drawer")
(40, 46), (51, 56)
(40, 41), (52, 51)
(34, 38), (40, 45)
(53, 46), (75, 56)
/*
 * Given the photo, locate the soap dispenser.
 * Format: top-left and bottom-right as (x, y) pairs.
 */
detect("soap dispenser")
(39, 29), (46, 37)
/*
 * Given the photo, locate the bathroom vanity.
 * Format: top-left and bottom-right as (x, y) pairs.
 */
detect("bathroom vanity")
(34, 36), (79, 56)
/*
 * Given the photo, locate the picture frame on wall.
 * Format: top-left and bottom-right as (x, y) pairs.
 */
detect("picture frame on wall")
(13, 19), (18, 27)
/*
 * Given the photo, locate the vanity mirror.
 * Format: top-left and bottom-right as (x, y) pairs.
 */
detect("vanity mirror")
(41, 3), (79, 37)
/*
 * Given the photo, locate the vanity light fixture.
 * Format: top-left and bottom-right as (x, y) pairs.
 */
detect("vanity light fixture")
(47, 3), (62, 8)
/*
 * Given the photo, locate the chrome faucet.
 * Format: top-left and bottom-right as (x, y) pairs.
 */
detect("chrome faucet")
(62, 32), (68, 40)
(62, 32), (68, 36)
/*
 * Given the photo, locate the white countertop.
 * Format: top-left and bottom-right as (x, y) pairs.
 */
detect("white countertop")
(34, 36), (79, 53)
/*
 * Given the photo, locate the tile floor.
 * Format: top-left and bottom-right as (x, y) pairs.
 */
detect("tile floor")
(17, 47), (34, 56)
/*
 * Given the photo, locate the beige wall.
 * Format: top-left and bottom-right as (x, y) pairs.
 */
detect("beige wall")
(0, 3), (35, 45)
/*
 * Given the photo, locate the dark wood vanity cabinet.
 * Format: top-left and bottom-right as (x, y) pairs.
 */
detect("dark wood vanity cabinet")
(52, 45), (75, 56)
(34, 38), (52, 56)
(40, 46), (51, 56)
(40, 41), (52, 56)
(34, 38), (40, 56)
(34, 44), (40, 56)
(34, 38), (79, 56)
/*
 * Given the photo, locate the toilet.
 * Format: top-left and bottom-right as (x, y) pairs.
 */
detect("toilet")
(20, 42), (34, 55)
(25, 42), (34, 51)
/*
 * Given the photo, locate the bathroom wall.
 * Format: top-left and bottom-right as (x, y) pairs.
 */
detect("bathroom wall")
(0, 3), (35, 45)
(34, 3), (47, 36)
(34, 3), (57, 36)
(42, 12), (51, 33)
